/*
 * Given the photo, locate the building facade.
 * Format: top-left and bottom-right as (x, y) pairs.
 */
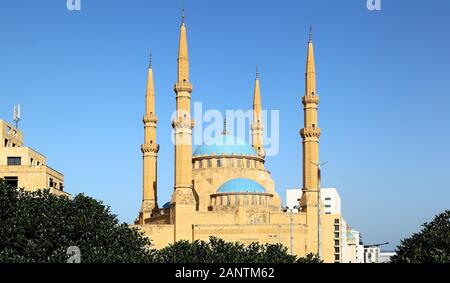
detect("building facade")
(133, 14), (343, 263)
(0, 119), (68, 197)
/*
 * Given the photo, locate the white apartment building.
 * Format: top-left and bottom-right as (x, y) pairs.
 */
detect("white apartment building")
(286, 187), (341, 214)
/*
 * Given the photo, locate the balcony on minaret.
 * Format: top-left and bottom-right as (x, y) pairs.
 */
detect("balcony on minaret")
(143, 112), (158, 124)
(141, 143), (160, 154)
(300, 126), (321, 139)
(174, 80), (193, 93)
(171, 115), (195, 130)
(302, 92), (319, 105)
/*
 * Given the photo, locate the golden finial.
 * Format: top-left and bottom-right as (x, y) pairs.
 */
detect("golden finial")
(181, 6), (185, 25)
(222, 118), (230, 135)
(149, 52), (152, 68)
(309, 25), (313, 42)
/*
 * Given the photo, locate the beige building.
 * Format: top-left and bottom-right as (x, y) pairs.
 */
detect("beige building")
(133, 15), (343, 263)
(0, 119), (68, 197)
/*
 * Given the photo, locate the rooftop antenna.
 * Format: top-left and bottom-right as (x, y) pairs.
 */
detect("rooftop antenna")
(13, 104), (21, 129)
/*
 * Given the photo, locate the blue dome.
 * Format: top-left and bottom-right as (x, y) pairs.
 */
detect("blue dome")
(216, 178), (266, 193)
(162, 201), (171, 209)
(193, 134), (257, 157)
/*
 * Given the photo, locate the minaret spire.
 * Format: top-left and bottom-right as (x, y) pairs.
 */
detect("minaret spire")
(172, 8), (196, 241)
(300, 29), (322, 255)
(251, 66), (265, 158)
(138, 52), (159, 224)
(306, 26), (316, 96)
(177, 9), (189, 83)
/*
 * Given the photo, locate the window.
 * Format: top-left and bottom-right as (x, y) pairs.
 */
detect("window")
(325, 197), (331, 201)
(198, 161), (202, 169)
(325, 204), (331, 208)
(334, 232), (339, 239)
(7, 157), (21, 166)
(49, 178), (54, 188)
(4, 139), (8, 147)
(246, 160), (250, 168)
(335, 225), (340, 231)
(207, 159), (212, 168)
(335, 240), (339, 246)
(217, 160), (222, 167)
(335, 247), (340, 253)
(60, 183), (64, 191)
(3, 176), (18, 188)
(335, 255), (340, 261)
(325, 212), (331, 214)
(334, 218), (340, 224)
(30, 158), (34, 165)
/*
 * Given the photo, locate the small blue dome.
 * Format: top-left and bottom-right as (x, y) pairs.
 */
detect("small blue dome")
(162, 201), (171, 209)
(193, 134), (257, 157)
(216, 178), (266, 193)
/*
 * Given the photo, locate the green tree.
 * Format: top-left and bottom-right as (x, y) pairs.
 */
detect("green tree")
(154, 236), (321, 263)
(391, 210), (450, 263)
(0, 182), (322, 263)
(0, 182), (154, 263)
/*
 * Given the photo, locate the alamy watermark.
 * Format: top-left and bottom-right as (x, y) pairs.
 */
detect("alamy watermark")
(367, 0), (381, 11)
(66, 246), (81, 263)
(67, 0), (81, 11)
(170, 102), (280, 157)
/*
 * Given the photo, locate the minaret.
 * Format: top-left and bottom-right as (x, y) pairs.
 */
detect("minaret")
(138, 53), (159, 224)
(299, 27), (322, 254)
(251, 67), (265, 158)
(171, 9), (196, 241)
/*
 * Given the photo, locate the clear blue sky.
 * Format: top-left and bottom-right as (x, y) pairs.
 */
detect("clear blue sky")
(1, 0), (449, 251)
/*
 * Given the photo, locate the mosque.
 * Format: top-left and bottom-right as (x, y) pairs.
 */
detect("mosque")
(133, 13), (342, 263)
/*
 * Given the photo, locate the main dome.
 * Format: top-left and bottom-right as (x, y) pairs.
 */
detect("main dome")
(216, 178), (266, 193)
(193, 133), (258, 157)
